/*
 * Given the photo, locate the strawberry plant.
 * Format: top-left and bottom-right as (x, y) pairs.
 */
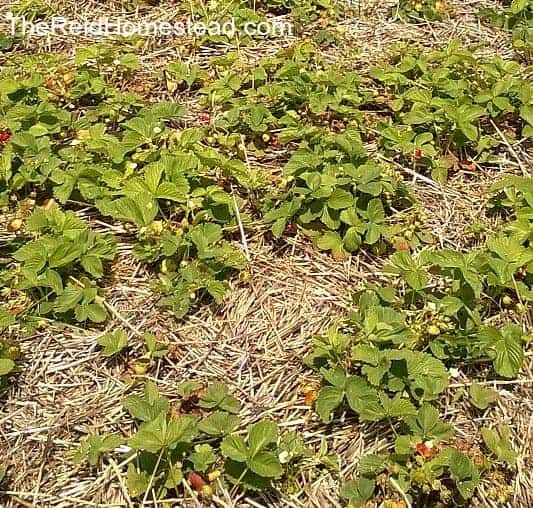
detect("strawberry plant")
(479, 0), (533, 60)
(97, 330), (128, 357)
(481, 425), (519, 464)
(469, 383), (499, 410)
(262, 130), (416, 258)
(306, 176), (530, 505)
(74, 380), (313, 499)
(4, 204), (116, 323)
(393, 0), (448, 21)
(343, 444), (482, 506)
(261, 0), (335, 23)
(370, 43), (532, 180)
(129, 332), (169, 375)
(155, 233), (246, 318)
(164, 62), (208, 92)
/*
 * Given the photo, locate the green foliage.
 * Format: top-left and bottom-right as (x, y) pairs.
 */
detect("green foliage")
(196, 48), (422, 256)
(0, 335), (20, 384)
(481, 425), (519, 464)
(469, 383), (499, 410)
(2, 28), (531, 508)
(394, 0), (445, 21)
(74, 380), (311, 499)
(97, 330), (128, 357)
(307, 176), (530, 504)
(479, 0), (533, 58)
(371, 43), (532, 180)
(198, 382), (241, 413)
(340, 477), (375, 507)
(73, 434), (122, 466)
(221, 420), (284, 488)
(0, 54), (253, 321)
(0, 358), (15, 377)
(7, 205), (116, 322)
(154, 223), (246, 318)
(262, 141), (415, 258)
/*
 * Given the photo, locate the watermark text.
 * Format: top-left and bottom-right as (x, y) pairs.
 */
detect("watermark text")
(5, 13), (293, 39)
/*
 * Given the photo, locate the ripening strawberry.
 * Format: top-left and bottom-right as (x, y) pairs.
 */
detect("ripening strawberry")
(304, 389), (318, 406)
(285, 223), (294, 232)
(414, 148), (423, 159)
(394, 238), (410, 252)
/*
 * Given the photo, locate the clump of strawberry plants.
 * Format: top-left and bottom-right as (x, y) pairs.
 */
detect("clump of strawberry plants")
(188, 47), (433, 257)
(195, 42), (366, 153)
(306, 176), (530, 505)
(371, 43), (533, 181)
(1, 49), (258, 320)
(5, 204), (116, 322)
(152, 222), (246, 318)
(262, 130), (416, 258)
(393, 0), (449, 21)
(73, 380), (317, 500)
(479, 0), (533, 61)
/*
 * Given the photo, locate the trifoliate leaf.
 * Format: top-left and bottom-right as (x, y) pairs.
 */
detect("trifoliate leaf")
(340, 478), (375, 507)
(198, 411), (240, 436)
(469, 383), (499, 410)
(189, 444), (216, 472)
(198, 382), (241, 414)
(405, 404), (453, 442)
(248, 451), (283, 478)
(97, 330), (128, 356)
(481, 426), (518, 464)
(127, 464), (150, 498)
(315, 385), (345, 423)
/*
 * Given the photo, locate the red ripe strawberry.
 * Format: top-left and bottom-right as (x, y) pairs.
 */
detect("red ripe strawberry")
(414, 148), (423, 159)
(188, 472), (206, 492)
(0, 131), (11, 143)
(198, 113), (211, 125)
(415, 441), (435, 458)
